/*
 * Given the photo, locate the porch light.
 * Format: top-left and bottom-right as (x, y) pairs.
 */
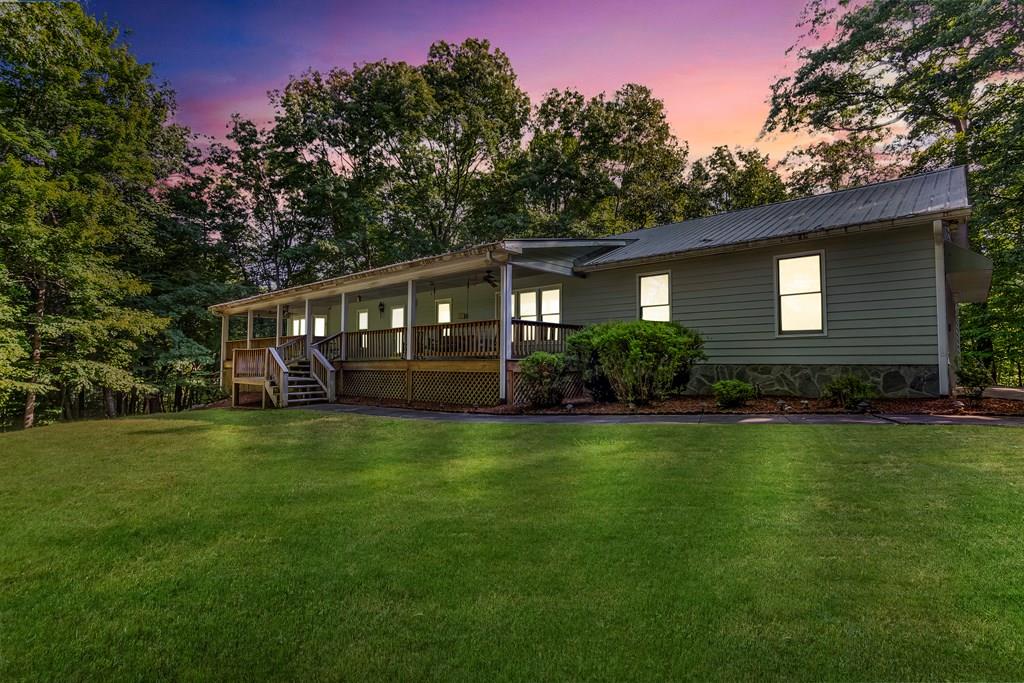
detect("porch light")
(378, 301), (386, 318)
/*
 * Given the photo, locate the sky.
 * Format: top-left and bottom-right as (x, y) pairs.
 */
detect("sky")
(85, 0), (811, 159)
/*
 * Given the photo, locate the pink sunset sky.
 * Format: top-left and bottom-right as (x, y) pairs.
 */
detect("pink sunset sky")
(89, 0), (814, 158)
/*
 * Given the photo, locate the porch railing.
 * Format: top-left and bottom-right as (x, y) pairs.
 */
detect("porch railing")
(232, 348), (268, 381)
(414, 320), (499, 359)
(277, 336), (307, 365)
(314, 331), (344, 361)
(510, 320), (582, 358)
(346, 328), (405, 361)
(225, 335), (302, 357)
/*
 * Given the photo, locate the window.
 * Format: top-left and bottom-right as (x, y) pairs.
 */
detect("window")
(291, 318), (305, 336)
(776, 252), (824, 334)
(357, 309), (369, 348)
(639, 273), (671, 321)
(515, 287), (560, 322)
(391, 306), (405, 354)
(436, 299), (452, 337)
(313, 316), (326, 338)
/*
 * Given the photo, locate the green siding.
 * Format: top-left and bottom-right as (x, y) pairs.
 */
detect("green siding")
(517, 224), (939, 366)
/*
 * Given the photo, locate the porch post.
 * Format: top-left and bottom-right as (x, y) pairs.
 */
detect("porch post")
(499, 263), (512, 401)
(304, 298), (314, 354)
(339, 292), (348, 361)
(933, 219), (951, 395)
(246, 309), (254, 349)
(275, 304), (282, 346)
(405, 280), (416, 360)
(219, 313), (230, 390)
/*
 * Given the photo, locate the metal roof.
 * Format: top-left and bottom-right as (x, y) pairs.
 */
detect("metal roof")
(581, 166), (970, 268)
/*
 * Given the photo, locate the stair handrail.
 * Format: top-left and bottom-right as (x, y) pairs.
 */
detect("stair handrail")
(309, 346), (336, 402)
(277, 336), (306, 365)
(313, 331), (344, 361)
(267, 346), (289, 407)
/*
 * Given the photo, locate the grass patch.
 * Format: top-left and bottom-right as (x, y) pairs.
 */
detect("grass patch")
(2, 410), (1024, 680)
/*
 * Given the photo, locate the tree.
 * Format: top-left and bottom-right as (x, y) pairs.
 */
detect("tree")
(0, 2), (172, 426)
(684, 147), (788, 218)
(782, 132), (893, 196)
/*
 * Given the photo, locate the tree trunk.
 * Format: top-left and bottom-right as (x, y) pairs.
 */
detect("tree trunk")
(103, 388), (116, 418)
(22, 284), (45, 429)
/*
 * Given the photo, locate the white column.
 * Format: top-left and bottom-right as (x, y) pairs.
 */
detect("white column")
(219, 314), (230, 388)
(304, 298), (314, 354)
(933, 219), (950, 395)
(339, 292), (348, 361)
(405, 280), (416, 360)
(499, 263), (512, 401)
(275, 304), (282, 346)
(246, 310), (254, 349)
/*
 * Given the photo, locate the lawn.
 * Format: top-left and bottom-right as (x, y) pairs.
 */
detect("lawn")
(2, 411), (1023, 681)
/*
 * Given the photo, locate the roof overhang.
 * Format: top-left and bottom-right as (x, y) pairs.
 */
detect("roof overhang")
(208, 237), (632, 315)
(576, 208), (973, 272)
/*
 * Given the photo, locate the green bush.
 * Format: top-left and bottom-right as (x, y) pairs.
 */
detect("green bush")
(564, 325), (615, 402)
(588, 320), (705, 404)
(518, 352), (568, 407)
(712, 379), (755, 408)
(821, 375), (877, 410)
(956, 356), (992, 399)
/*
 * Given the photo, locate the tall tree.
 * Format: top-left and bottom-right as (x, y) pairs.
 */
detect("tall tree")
(782, 132), (892, 196)
(0, 2), (171, 426)
(684, 147), (788, 218)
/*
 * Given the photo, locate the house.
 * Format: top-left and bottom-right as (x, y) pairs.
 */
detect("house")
(209, 166), (991, 408)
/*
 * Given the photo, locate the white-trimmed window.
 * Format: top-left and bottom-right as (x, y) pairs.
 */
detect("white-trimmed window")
(436, 299), (452, 337)
(391, 306), (405, 353)
(776, 252), (824, 334)
(291, 318), (305, 336)
(515, 286), (560, 323)
(313, 315), (326, 338)
(639, 273), (671, 321)
(357, 309), (369, 348)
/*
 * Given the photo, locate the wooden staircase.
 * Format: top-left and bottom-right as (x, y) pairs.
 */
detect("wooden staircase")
(272, 360), (328, 406)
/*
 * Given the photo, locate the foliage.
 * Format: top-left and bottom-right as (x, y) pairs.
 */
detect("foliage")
(0, 2), (177, 426)
(564, 325), (616, 402)
(517, 352), (568, 407)
(821, 375), (878, 410)
(956, 356), (993, 399)
(782, 132), (894, 196)
(589, 321), (705, 404)
(712, 379), (756, 408)
(684, 146), (788, 217)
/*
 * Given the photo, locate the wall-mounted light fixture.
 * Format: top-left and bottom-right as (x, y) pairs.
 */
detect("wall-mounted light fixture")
(378, 301), (386, 318)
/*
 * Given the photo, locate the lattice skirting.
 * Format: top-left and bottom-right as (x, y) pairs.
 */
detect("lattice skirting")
(340, 370), (406, 400)
(508, 369), (586, 406)
(411, 371), (499, 406)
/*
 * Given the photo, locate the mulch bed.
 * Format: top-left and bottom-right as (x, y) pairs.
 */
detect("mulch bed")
(332, 394), (1024, 416)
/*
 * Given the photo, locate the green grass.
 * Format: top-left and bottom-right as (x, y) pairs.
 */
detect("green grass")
(2, 410), (1024, 681)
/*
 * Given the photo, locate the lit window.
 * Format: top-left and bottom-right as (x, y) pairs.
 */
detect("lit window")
(391, 307), (405, 354)
(515, 287), (560, 322)
(357, 309), (369, 348)
(540, 288), (560, 323)
(777, 253), (824, 333)
(436, 300), (451, 324)
(639, 273), (671, 321)
(516, 291), (537, 321)
(291, 318), (306, 336)
(313, 316), (326, 338)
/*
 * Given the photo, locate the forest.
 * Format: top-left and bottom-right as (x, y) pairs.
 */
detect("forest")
(1, 0), (1021, 428)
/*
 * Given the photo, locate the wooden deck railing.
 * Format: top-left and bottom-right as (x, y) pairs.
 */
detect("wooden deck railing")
(414, 320), (499, 359)
(346, 328), (405, 361)
(314, 331), (344, 360)
(232, 348), (268, 381)
(267, 347), (289, 406)
(277, 336), (306, 365)
(309, 346), (336, 401)
(225, 335), (301, 359)
(510, 319), (582, 358)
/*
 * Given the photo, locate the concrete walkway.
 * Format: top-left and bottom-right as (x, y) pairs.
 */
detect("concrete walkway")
(295, 403), (1024, 427)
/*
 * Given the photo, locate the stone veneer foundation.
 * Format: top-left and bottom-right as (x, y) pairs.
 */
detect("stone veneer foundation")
(686, 363), (942, 398)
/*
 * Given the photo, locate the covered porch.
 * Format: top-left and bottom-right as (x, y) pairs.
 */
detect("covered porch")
(214, 240), (627, 407)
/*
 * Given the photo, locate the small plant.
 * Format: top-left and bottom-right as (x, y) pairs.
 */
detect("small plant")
(821, 374), (877, 410)
(712, 379), (755, 408)
(956, 356), (992, 399)
(518, 352), (568, 407)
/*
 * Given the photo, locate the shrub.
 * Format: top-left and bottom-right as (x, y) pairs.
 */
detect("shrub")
(821, 374), (877, 410)
(588, 320), (706, 404)
(712, 379), (755, 408)
(518, 352), (568, 407)
(956, 356), (992, 399)
(564, 325), (616, 402)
